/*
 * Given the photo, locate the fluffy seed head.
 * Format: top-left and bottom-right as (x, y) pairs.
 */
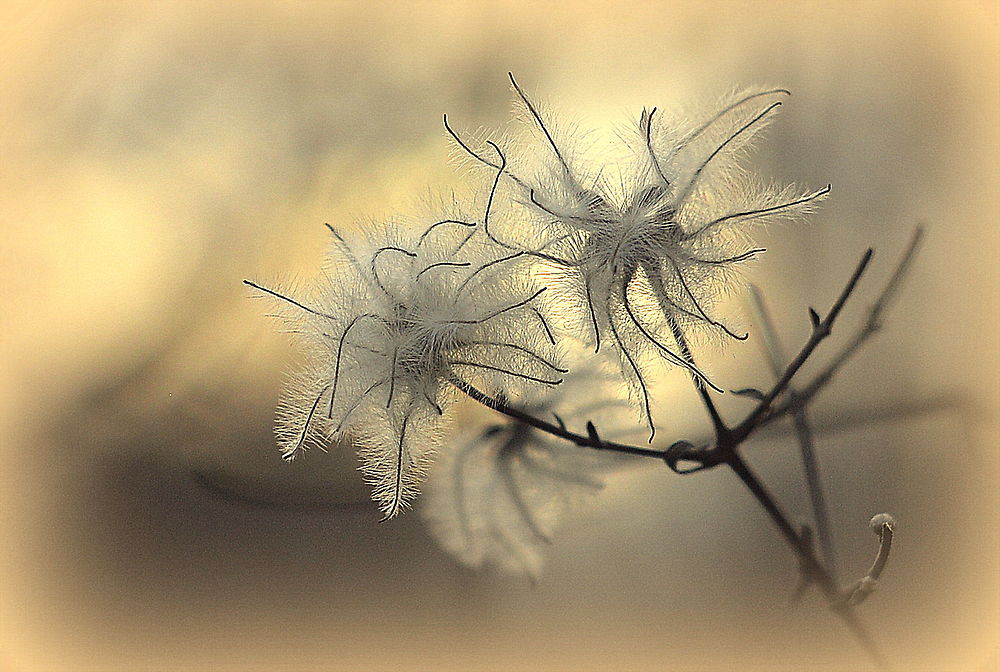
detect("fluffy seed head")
(247, 201), (562, 519)
(446, 75), (829, 436)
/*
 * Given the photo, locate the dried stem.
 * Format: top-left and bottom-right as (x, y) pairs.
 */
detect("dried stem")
(449, 377), (664, 460)
(749, 284), (838, 579)
(761, 227), (924, 427)
(452, 241), (919, 669)
(731, 248), (874, 443)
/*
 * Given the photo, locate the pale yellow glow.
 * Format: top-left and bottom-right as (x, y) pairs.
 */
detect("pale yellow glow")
(2, 2), (997, 671)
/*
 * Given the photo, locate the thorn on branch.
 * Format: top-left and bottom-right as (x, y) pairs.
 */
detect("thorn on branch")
(553, 412), (566, 431)
(808, 307), (821, 328)
(586, 421), (600, 444)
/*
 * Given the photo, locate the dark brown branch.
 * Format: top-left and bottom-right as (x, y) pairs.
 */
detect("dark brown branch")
(760, 227), (924, 427)
(731, 248), (874, 443)
(450, 377), (665, 459)
(748, 284), (837, 578)
(725, 452), (889, 668)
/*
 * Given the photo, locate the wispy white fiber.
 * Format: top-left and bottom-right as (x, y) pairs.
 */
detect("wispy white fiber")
(422, 364), (640, 579)
(247, 195), (562, 519)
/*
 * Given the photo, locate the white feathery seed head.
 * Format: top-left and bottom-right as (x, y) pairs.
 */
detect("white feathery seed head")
(444, 75), (829, 439)
(246, 185), (563, 519)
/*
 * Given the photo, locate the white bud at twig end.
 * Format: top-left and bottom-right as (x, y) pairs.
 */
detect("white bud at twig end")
(869, 513), (896, 535)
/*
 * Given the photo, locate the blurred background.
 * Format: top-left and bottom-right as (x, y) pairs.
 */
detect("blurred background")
(1, 1), (997, 670)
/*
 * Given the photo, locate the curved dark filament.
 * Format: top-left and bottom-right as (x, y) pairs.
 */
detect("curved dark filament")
(479, 142), (575, 266)
(449, 360), (563, 386)
(641, 106), (670, 188)
(334, 378), (387, 433)
(498, 437), (551, 544)
(688, 248), (766, 265)
(330, 313), (390, 417)
(449, 287), (547, 325)
(607, 307), (655, 443)
(422, 389), (443, 415)
(620, 274), (723, 393)
(524, 249), (576, 267)
(323, 223), (366, 275)
(381, 409), (413, 522)
(442, 123), (581, 264)
(663, 88), (791, 169)
(416, 260), (472, 281)
(370, 245), (417, 298)
(455, 252), (525, 297)
(508, 72), (575, 186)
(527, 189), (615, 227)
(674, 101), (783, 208)
(483, 140), (507, 245)
(243, 280), (338, 321)
(385, 345), (399, 409)
(417, 219), (476, 247)
(665, 256), (748, 341)
(531, 306), (557, 345)
(620, 275), (704, 373)
(463, 340), (568, 373)
(282, 383), (331, 461)
(452, 226), (478, 255)
(583, 276), (601, 353)
(442, 114), (534, 193)
(683, 184), (831, 240)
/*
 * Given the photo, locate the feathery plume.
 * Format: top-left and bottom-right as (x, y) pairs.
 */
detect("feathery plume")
(445, 75), (829, 438)
(246, 180), (562, 519)
(422, 363), (640, 578)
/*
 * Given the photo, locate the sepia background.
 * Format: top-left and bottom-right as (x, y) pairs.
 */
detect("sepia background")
(2, 1), (998, 670)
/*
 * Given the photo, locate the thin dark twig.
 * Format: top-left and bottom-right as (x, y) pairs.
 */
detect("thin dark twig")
(725, 452), (889, 669)
(732, 248), (874, 442)
(450, 377), (664, 459)
(760, 228), (924, 426)
(748, 284), (837, 578)
(791, 402), (837, 579)
(666, 315), (729, 440)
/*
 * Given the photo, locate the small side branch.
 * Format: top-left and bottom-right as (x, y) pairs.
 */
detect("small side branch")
(749, 284), (838, 579)
(449, 377), (665, 460)
(732, 248), (874, 443)
(761, 227), (924, 427)
(726, 452), (889, 669)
